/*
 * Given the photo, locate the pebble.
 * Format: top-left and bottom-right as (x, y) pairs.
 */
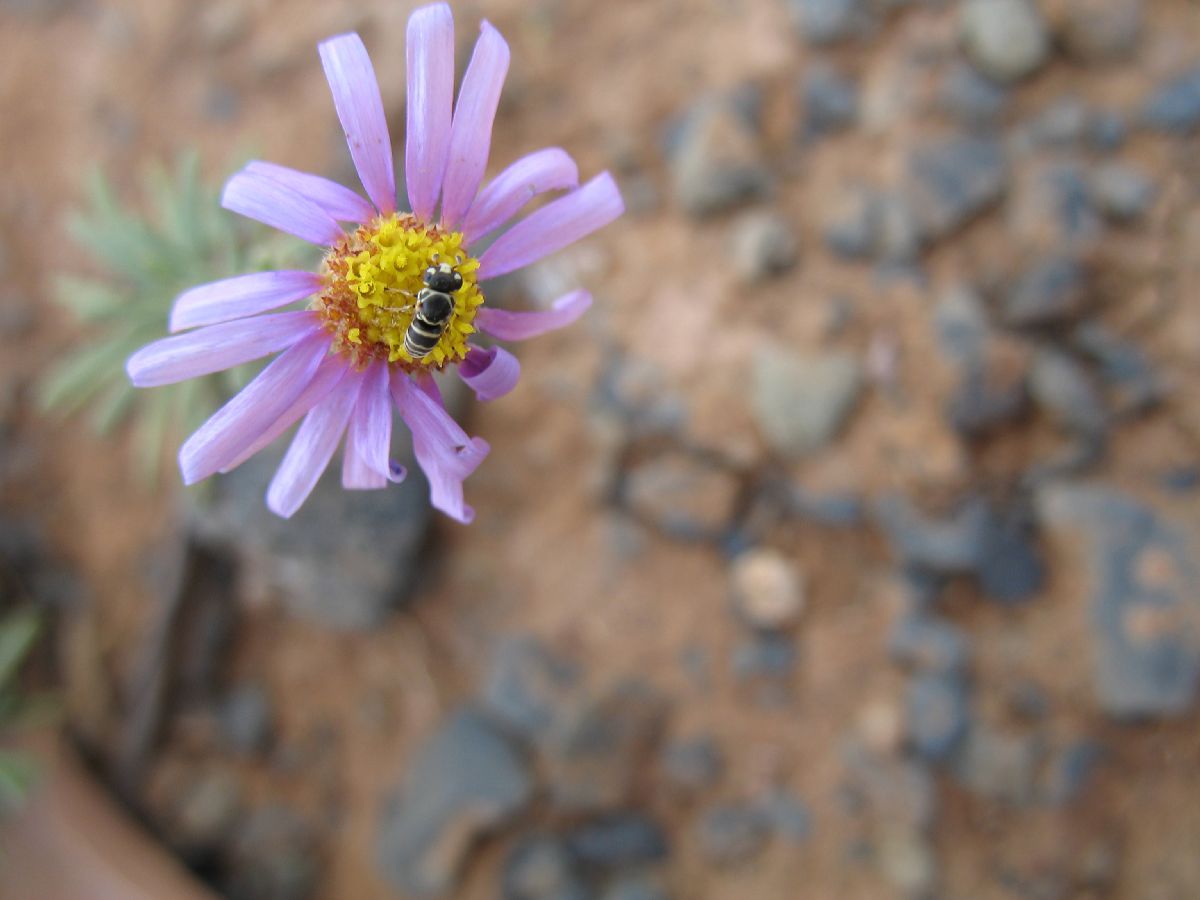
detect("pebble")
(824, 187), (878, 260)
(480, 635), (582, 742)
(873, 494), (989, 575)
(889, 615), (970, 674)
(1089, 163), (1156, 223)
(786, 0), (870, 46)
(954, 726), (1040, 805)
(973, 502), (1046, 604)
(939, 64), (1009, 127)
(904, 137), (1007, 243)
(1086, 110), (1128, 153)
(1042, 739), (1105, 806)
(752, 349), (863, 459)
(1058, 0), (1142, 61)
(731, 632), (798, 681)
(661, 734), (724, 793)
(1029, 348), (1108, 439)
(592, 352), (687, 438)
(1022, 98), (1090, 149)
(730, 211), (800, 281)
(564, 813), (670, 870)
(730, 548), (806, 631)
(961, 0), (1050, 84)
(905, 672), (970, 763)
(501, 835), (588, 900)
(696, 804), (771, 867)
(622, 451), (741, 541)
(670, 98), (773, 218)
(1007, 163), (1101, 250)
(1002, 256), (1088, 328)
(375, 709), (535, 896)
(1037, 485), (1200, 718)
(762, 791), (814, 843)
(1142, 67), (1200, 133)
(217, 682), (274, 756)
(801, 65), (859, 140)
(1072, 322), (1161, 414)
(877, 827), (938, 899)
(945, 340), (1031, 438)
(842, 741), (936, 831)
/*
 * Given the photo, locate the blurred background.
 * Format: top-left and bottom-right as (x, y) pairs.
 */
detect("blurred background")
(2, 0), (1200, 898)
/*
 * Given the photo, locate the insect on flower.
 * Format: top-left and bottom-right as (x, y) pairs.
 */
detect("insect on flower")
(125, 3), (623, 523)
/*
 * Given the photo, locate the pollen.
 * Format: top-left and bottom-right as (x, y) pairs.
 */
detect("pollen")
(315, 213), (484, 370)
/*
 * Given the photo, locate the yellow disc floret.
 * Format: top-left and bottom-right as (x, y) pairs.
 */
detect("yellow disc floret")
(316, 213), (484, 370)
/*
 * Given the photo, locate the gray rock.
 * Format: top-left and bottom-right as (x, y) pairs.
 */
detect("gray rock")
(501, 835), (588, 900)
(889, 615), (970, 674)
(824, 187), (877, 260)
(752, 349), (863, 459)
(376, 709), (534, 896)
(786, 0), (870, 45)
(939, 64), (1009, 127)
(1002, 257), (1088, 328)
(730, 211), (800, 281)
(1037, 486), (1200, 718)
(1029, 348), (1108, 438)
(1058, 0), (1142, 61)
(1086, 110), (1128, 153)
(785, 487), (865, 527)
(934, 287), (991, 366)
(217, 682), (274, 756)
(592, 353), (686, 438)
(731, 632), (798, 681)
(801, 65), (859, 140)
(1072, 322), (1161, 414)
(661, 734), (724, 793)
(945, 342), (1030, 437)
(1022, 98), (1090, 149)
(1007, 163), (1101, 251)
(696, 804), (771, 867)
(542, 681), (667, 814)
(961, 0), (1050, 83)
(841, 740), (936, 831)
(1090, 164), (1156, 223)
(481, 636), (582, 742)
(670, 99), (773, 218)
(954, 726), (1040, 805)
(973, 502), (1045, 604)
(761, 791), (813, 843)
(1142, 68), (1200, 133)
(873, 494), (989, 574)
(877, 827), (938, 899)
(1041, 738), (1104, 805)
(905, 672), (970, 763)
(565, 813), (670, 870)
(622, 451), (741, 541)
(904, 137), (1007, 242)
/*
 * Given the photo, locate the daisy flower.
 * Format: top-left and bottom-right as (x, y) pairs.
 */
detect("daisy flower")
(125, 3), (623, 523)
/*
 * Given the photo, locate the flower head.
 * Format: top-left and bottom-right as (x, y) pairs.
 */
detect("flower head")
(126, 4), (623, 523)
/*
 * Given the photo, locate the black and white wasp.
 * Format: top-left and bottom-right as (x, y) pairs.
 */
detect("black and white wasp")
(382, 257), (463, 361)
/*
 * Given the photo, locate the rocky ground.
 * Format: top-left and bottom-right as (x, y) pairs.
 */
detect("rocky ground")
(2, 0), (1200, 898)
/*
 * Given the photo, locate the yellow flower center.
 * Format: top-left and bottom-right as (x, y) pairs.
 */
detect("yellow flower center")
(315, 213), (483, 370)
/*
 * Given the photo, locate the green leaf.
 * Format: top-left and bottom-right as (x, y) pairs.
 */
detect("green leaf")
(0, 611), (40, 690)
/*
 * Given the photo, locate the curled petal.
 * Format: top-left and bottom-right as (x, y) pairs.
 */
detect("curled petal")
(392, 372), (488, 524)
(169, 270), (322, 333)
(475, 290), (591, 342)
(318, 33), (396, 214)
(126, 311), (321, 387)
(220, 355), (348, 473)
(179, 332), (330, 485)
(267, 373), (362, 518)
(439, 21), (510, 230)
(477, 172), (624, 279)
(457, 345), (520, 401)
(462, 147), (579, 243)
(342, 360), (403, 490)
(244, 161), (375, 223)
(221, 170), (343, 246)
(405, 3), (455, 220)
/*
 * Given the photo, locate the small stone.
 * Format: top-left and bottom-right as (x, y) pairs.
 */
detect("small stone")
(954, 727), (1040, 805)
(1072, 322), (1161, 414)
(731, 632), (798, 681)
(730, 549), (805, 631)
(622, 451), (741, 540)
(670, 99), (772, 218)
(1023, 97), (1090, 149)
(501, 835), (587, 900)
(939, 64), (1009, 127)
(752, 349), (863, 459)
(376, 709), (534, 897)
(564, 813), (670, 870)
(786, 0), (870, 46)
(934, 287), (991, 365)
(877, 827), (938, 898)
(858, 700), (905, 756)
(1058, 0), (1142, 62)
(945, 339), (1031, 437)
(696, 804), (771, 867)
(889, 615), (970, 674)
(1029, 348), (1107, 438)
(1042, 739), (1105, 805)
(661, 734), (724, 793)
(1142, 68), (1200, 134)
(1086, 111), (1128, 153)
(872, 193), (922, 263)
(904, 137), (1007, 243)
(974, 503), (1045, 604)
(730, 211), (799, 281)
(873, 494), (988, 575)
(761, 791), (813, 843)
(1002, 257), (1088, 328)
(785, 487), (865, 527)
(824, 187), (877, 260)
(217, 683), (273, 756)
(1090, 163), (1156, 223)
(842, 741), (936, 831)
(905, 672), (970, 763)
(480, 636), (581, 742)
(1007, 163), (1100, 250)
(961, 0), (1050, 84)
(801, 65), (859, 140)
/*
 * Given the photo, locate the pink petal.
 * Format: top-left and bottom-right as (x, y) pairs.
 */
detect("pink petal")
(244, 161), (375, 223)
(391, 372), (488, 524)
(222, 170), (344, 246)
(405, 3), (455, 221)
(169, 270), (322, 333)
(220, 355), (349, 473)
(475, 290), (591, 342)
(318, 34), (396, 215)
(477, 172), (624, 279)
(457, 345), (520, 401)
(462, 147), (579, 243)
(126, 311), (321, 387)
(267, 373), (362, 518)
(439, 21), (510, 230)
(179, 332), (330, 485)
(342, 360), (404, 489)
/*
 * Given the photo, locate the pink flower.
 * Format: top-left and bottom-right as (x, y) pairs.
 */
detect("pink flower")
(126, 4), (622, 523)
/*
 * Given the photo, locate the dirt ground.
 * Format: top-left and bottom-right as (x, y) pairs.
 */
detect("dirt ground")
(3, 0), (1200, 898)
